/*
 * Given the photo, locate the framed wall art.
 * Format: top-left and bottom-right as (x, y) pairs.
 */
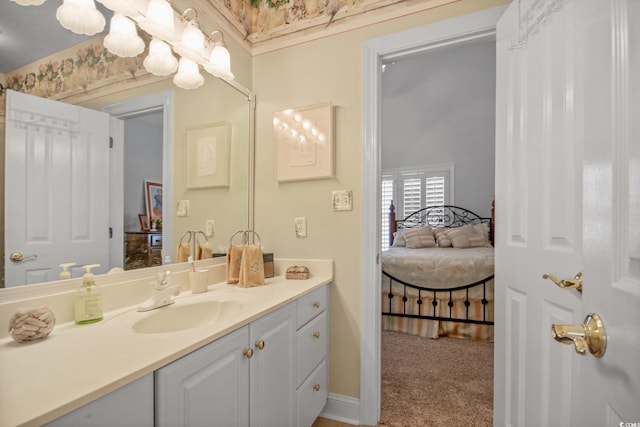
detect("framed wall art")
(145, 180), (162, 223)
(186, 122), (231, 189)
(274, 102), (334, 182)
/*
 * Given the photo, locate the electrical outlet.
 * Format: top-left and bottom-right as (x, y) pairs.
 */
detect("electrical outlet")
(205, 219), (215, 237)
(295, 217), (307, 238)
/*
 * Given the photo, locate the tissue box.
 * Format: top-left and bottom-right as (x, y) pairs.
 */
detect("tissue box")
(263, 253), (274, 278)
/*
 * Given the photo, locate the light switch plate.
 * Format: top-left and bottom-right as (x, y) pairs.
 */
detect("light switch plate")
(332, 190), (353, 211)
(177, 200), (190, 217)
(295, 217), (307, 237)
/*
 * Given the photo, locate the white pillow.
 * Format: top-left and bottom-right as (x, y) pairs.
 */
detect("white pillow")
(391, 231), (406, 247)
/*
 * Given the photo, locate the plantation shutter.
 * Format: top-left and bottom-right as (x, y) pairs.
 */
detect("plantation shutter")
(381, 177), (394, 250)
(401, 175), (422, 218)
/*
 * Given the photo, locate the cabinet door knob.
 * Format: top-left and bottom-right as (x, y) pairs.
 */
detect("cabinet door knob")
(243, 348), (254, 359)
(313, 301), (321, 308)
(255, 340), (265, 350)
(313, 384), (320, 391)
(313, 331), (320, 339)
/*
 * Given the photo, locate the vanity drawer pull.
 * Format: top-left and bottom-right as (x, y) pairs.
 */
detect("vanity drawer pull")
(313, 331), (320, 339)
(313, 301), (321, 308)
(313, 384), (321, 391)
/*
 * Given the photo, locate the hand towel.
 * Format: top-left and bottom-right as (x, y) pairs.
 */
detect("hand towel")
(197, 242), (213, 260)
(238, 244), (265, 287)
(176, 242), (190, 263)
(226, 244), (243, 284)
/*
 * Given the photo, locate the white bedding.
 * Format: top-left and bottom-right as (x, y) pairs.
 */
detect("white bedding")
(381, 246), (494, 289)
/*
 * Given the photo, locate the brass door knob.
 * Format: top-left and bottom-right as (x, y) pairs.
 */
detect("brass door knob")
(543, 272), (583, 293)
(552, 313), (606, 358)
(243, 348), (254, 359)
(313, 384), (320, 391)
(313, 301), (321, 308)
(255, 340), (265, 350)
(9, 252), (38, 263)
(313, 331), (321, 339)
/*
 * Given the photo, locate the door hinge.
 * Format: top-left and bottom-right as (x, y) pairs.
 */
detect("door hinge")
(376, 253), (379, 264)
(109, 227), (113, 238)
(109, 137), (114, 148)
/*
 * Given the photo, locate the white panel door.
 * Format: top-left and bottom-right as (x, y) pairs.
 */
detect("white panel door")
(5, 90), (110, 285)
(495, 1), (640, 425)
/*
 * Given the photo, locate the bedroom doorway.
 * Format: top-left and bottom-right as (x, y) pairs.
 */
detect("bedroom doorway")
(360, 6), (507, 425)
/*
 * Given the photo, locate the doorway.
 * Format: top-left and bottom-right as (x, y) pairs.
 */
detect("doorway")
(359, 6), (507, 425)
(103, 91), (174, 267)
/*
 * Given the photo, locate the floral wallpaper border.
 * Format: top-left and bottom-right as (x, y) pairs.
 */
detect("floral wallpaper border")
(0, 34), (156, 118)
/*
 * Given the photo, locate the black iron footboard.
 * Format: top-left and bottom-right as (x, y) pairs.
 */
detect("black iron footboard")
(382, 270), (494, 325)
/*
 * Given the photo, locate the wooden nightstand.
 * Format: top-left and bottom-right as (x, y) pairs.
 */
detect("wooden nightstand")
(125, 232), (163, 270)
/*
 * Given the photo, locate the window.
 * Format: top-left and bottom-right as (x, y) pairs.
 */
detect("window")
(381, 164), (454, 250)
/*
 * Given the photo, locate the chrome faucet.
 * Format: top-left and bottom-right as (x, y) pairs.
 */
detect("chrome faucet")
(137, 271), (182, 312)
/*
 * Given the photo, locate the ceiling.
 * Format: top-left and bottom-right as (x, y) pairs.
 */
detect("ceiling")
(0, 0), (113, 73)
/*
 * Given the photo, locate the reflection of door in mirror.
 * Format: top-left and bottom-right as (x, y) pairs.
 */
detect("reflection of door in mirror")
(5, 90), (110, 286)
(3, 91), (166, 286)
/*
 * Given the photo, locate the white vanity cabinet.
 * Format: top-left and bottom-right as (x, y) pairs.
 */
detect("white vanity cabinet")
(295, 286), (329, 427)
(155, 326), (251, 427)
(155, 303), (297, 427)
(45, 374), (154, 427)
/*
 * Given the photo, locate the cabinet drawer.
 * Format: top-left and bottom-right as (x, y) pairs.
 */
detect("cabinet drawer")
(297, 359), (327, 427)
(296, 311), (327, 387)
(150, 234), (162, 247)
(297, 286), (327, 328)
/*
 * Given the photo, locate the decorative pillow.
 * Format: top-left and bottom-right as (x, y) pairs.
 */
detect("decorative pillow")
(473, 222), (492, 247)
(434, 228), (452, 247)
(391, 231), (406, 247)
(402, 226), (436, 248)
(444, 224), (485, 248)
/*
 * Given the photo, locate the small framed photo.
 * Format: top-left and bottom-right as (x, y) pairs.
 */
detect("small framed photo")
(145, 180), (163, 223)
(138, 213), (150, 232)
(274, 102), (334, 182)
(186, 122), (231, 189)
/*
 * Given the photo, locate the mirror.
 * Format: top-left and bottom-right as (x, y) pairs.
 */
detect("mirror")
(0, 16), (254, 287)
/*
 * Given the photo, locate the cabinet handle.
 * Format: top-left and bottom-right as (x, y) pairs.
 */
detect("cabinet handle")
(243, 348), (254, 359)
(255, 340), (265, 350)
(313, 331), (320, 339)
(313, 301), (321, 308)
(313, 384), (320, 391)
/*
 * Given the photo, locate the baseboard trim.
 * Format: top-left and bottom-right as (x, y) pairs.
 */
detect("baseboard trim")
(320, 393), (361, 425)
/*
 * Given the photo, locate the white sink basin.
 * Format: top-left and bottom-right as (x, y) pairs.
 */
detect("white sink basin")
(132, 300), (245, 334)
(102, 292), (255, 335)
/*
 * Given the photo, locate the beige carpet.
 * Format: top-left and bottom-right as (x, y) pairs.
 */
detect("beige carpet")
(379, 330), (493, 427)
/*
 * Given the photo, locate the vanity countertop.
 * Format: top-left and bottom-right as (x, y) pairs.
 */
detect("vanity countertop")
(0, 261), (332, 427)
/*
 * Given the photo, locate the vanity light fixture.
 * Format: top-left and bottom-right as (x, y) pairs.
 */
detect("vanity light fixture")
(173, 9), (206, 63)
(138, 0), (176, 42)
(204, 31), (234, 80)
(103, 13), (145, 57)
(173, 57), (204, 90)
(143, 38), (179, 76)
(11, 0), (236, 90)
(56, 0), (106, 36)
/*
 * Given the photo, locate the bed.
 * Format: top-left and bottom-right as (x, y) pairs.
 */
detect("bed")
(381, 201), (495, 341)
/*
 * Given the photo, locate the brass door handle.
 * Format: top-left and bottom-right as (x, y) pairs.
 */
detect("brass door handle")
(551, 313), (606, 358)
(543, 272), (583, 294)
(9, 252), (38, 263)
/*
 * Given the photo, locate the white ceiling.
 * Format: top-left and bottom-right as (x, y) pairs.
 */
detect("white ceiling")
(0, 0), (112, 73)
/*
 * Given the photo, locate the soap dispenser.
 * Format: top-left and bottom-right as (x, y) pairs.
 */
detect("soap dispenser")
(74, 264), (103, 324)
(59, 262), (76, 280)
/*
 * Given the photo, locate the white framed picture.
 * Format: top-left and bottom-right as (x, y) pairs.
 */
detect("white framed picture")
(186, 122), (231, 189)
